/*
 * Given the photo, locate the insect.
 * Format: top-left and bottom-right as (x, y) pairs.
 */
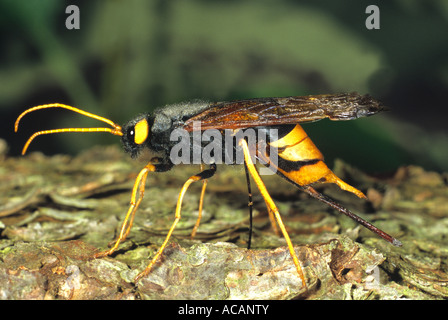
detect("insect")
(14, 92), (401, 287)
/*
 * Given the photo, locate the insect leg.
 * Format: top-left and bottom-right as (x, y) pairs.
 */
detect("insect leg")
(93, 164), (156, 258)
(240, 139), (307, 287)
(243, 161), (254, 249)
(94, 160), (172, 258)
(265, 200), (281, 235)
(190, 164), (208, 239)
(135, 164), (217, 282)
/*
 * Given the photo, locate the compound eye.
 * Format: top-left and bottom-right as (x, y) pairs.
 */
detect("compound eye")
(133, 118), (149, 145)
(126, 127), (135, 142)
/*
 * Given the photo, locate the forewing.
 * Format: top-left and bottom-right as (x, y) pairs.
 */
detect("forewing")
(183, 92), (387, 131)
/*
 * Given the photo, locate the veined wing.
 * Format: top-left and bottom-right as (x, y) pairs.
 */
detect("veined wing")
(183, 92), (387, 131)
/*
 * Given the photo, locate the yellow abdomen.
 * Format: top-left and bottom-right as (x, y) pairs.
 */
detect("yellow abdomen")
(267, 124), (366, 199)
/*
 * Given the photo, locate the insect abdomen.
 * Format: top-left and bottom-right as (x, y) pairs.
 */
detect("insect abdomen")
(265, 124), (366, 199)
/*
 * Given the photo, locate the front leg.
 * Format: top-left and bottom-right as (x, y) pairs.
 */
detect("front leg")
(94, 159), (173, 258)
(134, 164), (216, 282)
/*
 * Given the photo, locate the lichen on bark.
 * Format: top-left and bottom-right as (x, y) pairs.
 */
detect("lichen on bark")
(1, 143), (447, 299)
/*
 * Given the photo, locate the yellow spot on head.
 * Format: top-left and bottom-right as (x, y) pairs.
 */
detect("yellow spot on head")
(134, 119), (149, 144)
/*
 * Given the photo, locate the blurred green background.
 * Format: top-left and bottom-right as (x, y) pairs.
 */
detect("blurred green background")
(1, 0), (448, 173)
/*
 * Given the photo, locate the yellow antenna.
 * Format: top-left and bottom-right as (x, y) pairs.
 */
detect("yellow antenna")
(15, 103), (123, 155)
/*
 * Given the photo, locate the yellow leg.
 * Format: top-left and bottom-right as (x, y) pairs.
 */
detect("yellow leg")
(135, 165), (216, 282)
(265, 200), (281, 235)
(94, 163), (156, 258)
(191, 177), (207, 239)
(240, 139), (306, 287)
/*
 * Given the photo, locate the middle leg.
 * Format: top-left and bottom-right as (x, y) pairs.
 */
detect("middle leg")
(134, 164), (217, 282)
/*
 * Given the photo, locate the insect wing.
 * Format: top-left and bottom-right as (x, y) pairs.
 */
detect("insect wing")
(183, 93), (386, 131)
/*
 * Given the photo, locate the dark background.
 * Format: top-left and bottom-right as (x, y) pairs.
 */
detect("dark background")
(1, 0), (447, 173)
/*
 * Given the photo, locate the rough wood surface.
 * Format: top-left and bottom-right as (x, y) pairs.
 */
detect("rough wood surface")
(1, 143), (447, 299)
